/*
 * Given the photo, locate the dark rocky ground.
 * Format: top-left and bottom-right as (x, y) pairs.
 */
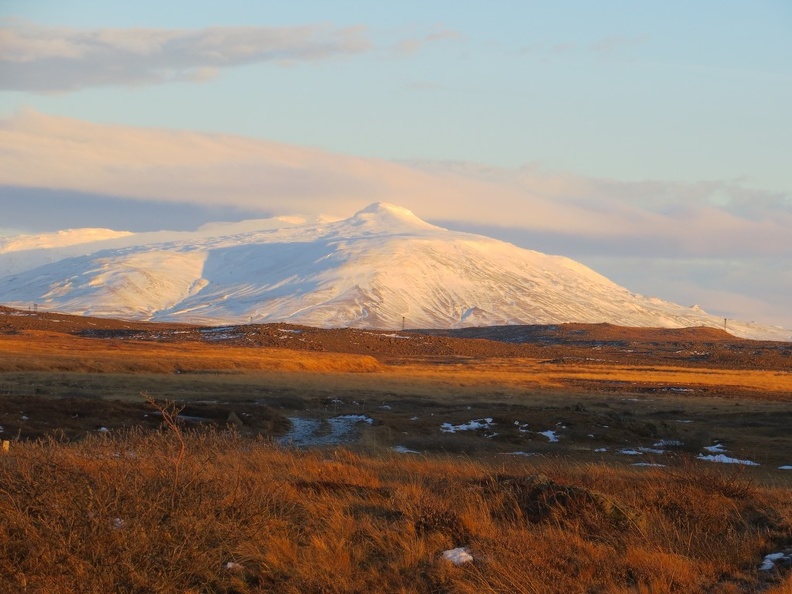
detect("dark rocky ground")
(4, 305), (789, 370)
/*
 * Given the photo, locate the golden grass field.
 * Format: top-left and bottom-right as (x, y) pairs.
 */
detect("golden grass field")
(1, 429), (791, 593)
(1, 309), (791, 592)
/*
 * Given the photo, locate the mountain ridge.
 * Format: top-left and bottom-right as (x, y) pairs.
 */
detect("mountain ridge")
(0, 202), (788, 341)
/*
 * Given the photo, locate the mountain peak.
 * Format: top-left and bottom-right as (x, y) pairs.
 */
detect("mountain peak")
(347, 202), (440, 233)
(356, 202), (416, 217)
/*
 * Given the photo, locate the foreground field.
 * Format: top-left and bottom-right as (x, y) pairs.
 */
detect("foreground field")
(1, 307), (791, 591)
(1, 430), (791, 593)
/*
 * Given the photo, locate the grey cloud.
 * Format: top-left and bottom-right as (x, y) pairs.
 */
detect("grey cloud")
(0, 186), (269, 233)
(0, 20), (371, 92)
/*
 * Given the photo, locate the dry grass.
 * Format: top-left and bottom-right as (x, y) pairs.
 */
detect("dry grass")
(0, 429), (790, 593)
(396, 359), (792, 399)
(3, 329), (791, 402)
(0, 331), (382, 374)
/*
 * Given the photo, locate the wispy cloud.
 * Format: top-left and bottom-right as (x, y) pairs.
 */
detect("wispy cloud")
(0, 19), (371, 92)
(393, 28), (462, 55)
(1, 110), (789, 258)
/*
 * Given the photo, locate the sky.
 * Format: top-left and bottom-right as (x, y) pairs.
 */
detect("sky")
(1, 1), (791, 328)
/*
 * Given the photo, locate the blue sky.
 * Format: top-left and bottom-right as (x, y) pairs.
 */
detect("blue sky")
(1, 1), (791, 328)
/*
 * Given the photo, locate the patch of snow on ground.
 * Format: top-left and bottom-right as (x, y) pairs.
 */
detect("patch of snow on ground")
(502, 451), (536, 457)
(703, 443), (727, 453)
(442, 547), (473, 565)
(539, 430), (559, 442)
(760, 551), (792, 571)
(514, 421), (530, 433)
(440, 418), (494, 433)
(654, 440), (683, 447)
(391, 446), (420, 454)
(779, 466), (792, 470)
(619, 447), (666, 455)
(698, 454), (759, 466)
(632, 463), (666, 467)
(334, 414), (374, 424)
(638, 447), (666, 454)
(619, 449), (642, 456)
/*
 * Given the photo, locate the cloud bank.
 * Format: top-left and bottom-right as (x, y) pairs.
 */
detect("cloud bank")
(0, 110), (790, 327)
(0, 19), (371, 92)
(1, 110), (789, 258)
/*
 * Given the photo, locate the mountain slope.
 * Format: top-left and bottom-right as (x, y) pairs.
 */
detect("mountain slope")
(0, 203), (788, 340)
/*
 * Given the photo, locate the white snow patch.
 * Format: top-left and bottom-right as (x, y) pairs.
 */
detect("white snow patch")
(442, 547), (473, 565)
(632, 463), (666, 467)
(538, 430), (559, 442)
(779, 466), (792, 470)
(638, 447), (666, 455)
(698, 454), (759, 466)
(335, 414), (374, 425)
(619, 446), (666, 456)
(441, 418), (494, 433)
(703, 443), (727, 453)
(653, 440), (683, 448)
(619, 449), (643, 456)
(391, 446), (420, 454)
(759, 551), (791, 571)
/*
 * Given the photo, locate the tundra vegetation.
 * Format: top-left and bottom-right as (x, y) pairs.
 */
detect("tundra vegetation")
(0, 307), (791, 592)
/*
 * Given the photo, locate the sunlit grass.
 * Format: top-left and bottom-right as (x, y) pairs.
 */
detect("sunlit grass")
(0, 430), (789, 593)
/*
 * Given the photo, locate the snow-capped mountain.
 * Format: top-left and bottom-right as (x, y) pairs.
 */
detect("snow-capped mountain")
(0, 202), (788, 341)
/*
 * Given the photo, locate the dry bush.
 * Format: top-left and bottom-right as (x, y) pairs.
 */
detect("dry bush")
(0, 431), (790, 593)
